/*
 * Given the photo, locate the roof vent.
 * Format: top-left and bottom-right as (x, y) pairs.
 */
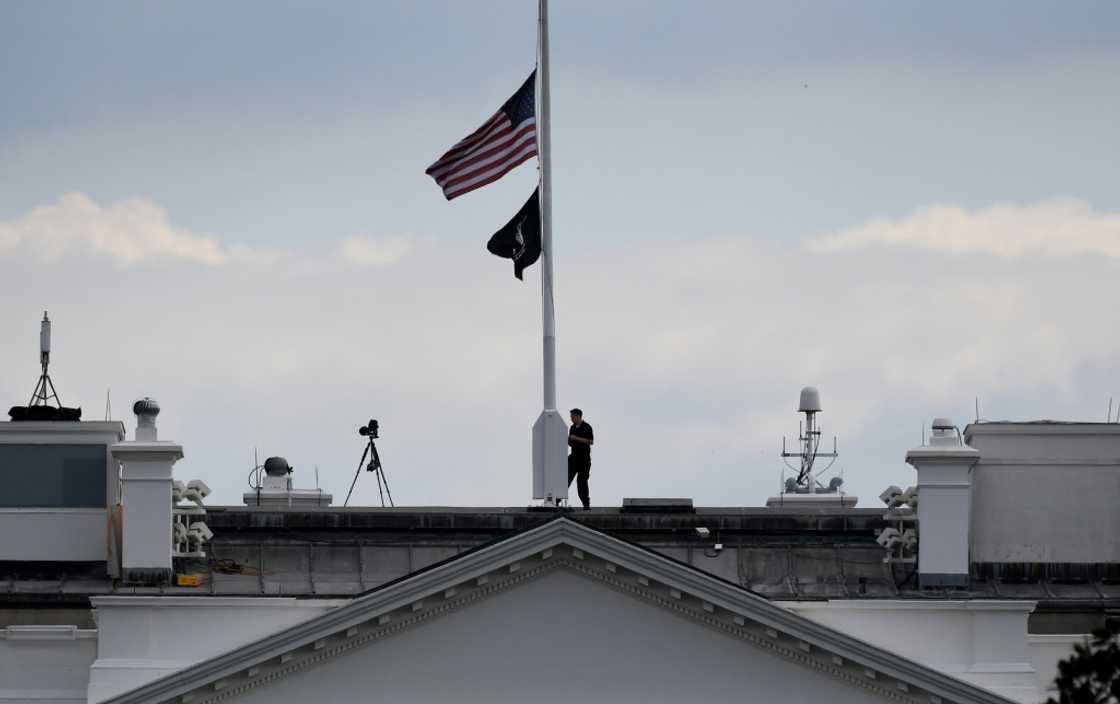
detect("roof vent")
(621, 498), (694, 513)
(133, 397), (159, 441)
(264, 456), (292, 477)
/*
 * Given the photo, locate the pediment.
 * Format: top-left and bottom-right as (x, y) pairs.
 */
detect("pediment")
(104, 518), (1012, 704)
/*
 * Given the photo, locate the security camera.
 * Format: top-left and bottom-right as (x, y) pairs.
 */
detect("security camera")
(188, 521), (213, 544)
(694, 527), (711, 538)
(875, 527), (902, 550)
(184, 479), (211, 506)
(901, 486), (919, 508)
(172, 480), (186, 504)
(878, 485), (904, 508)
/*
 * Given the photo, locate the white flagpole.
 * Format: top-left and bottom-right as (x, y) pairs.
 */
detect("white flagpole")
(531, 0), (568, 504)
(539, 0), (555, 411)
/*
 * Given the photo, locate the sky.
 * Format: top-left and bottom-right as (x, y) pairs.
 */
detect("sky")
(2, 1), (1119, 508)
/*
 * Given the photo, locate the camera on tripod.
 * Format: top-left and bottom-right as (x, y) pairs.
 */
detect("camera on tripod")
(345, 417), (393, 508)
(358, 419), (379, 439)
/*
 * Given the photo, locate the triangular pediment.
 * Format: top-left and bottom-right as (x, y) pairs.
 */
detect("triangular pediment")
(103, 518), (1013, 704)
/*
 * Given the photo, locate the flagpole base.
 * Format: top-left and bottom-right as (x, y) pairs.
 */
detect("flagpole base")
(532, 410), (568, 501)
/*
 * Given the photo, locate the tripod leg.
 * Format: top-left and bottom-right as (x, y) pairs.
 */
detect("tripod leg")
(343, 442), (372, 507)
(368, 442), (391, 507)
(379, 469), (394, 508)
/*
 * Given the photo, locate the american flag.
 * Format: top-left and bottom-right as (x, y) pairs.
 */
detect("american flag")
(425, 71), (538, 200)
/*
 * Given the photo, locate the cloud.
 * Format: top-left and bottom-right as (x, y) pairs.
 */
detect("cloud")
(0, 192), (229, 265)
(0, 193), (419, 273)
(804, 198), (1120, 258)
(336, 236), (415, 268)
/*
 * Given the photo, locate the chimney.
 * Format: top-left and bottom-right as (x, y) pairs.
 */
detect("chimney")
(111, 398), (182, 584)
(905, 417), (980, 588)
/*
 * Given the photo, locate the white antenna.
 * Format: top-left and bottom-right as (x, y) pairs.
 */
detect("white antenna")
(104, 388), (112, 421)
(780, 387), (839, 494)
(1108, 397), (1114, 423)
(314, 465), (320, 490)
(29, 311), (63, 407)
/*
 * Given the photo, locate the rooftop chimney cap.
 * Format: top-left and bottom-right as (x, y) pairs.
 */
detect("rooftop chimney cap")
(263, 456), (292, 477)
(798, 386), (822, 413)
(133, 397), (160, 420)
(932, 417), (954, 431)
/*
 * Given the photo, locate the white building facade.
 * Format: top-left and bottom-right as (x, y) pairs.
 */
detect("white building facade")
(2, 408), (1117, 703)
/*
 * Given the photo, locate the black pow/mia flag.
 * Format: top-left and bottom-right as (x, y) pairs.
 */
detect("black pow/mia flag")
(486, 188), (541, 280)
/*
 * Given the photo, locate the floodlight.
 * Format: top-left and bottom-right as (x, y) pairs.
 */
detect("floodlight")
(900, 529), (918, 551)
(695, 527), (711, 538)
(173, 521), (188, 543)
(172, 480), (186, 504)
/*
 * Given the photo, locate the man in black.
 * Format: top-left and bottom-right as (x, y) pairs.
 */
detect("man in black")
(567, 408), (594, 510)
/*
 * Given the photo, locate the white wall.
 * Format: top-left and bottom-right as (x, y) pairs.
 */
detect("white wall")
(1027, 634), (1085, 698)
(0, 626), (97, 704)
(783, 600), (1039, 703)
(87, 596), (346, 703)
(0, 509), (107, 561)
(966, 423), (1120, 563)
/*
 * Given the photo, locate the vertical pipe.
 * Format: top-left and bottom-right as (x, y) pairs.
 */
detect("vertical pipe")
(538, 0), (556, 412)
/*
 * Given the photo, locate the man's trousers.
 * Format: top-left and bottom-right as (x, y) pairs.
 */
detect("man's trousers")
(567, 454), (591, 509)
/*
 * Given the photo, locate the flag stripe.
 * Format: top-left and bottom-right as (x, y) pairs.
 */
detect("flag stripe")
(426, 122), (516, 180)
(428, 117), (533, 182)
(444, 142), (538, 195)
(423, 114), (504, 172)
(440, 131), (537, 192)
(443, 148), (538, 200)
(432, 120), (536, 186)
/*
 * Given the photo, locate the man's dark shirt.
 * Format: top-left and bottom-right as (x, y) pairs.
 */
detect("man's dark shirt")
(569, 422), (593, 462)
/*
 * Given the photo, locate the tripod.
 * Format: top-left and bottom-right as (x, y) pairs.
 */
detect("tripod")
(344, 434), (394, 507)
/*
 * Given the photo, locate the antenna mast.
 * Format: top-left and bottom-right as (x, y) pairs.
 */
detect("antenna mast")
(28, 311), (63, 408)
(769, 387), (856, 508)
(780, 387), (837, 492)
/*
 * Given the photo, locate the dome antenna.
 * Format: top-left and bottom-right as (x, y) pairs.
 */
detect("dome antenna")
(769, 386), (856, 508)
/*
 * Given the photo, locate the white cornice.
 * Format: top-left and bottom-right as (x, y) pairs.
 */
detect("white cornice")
(91, 596), (349, 609)
(784, 600), (1036, 613)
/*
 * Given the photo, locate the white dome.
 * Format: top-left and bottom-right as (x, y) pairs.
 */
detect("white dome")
(798, 386), (822, 413)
